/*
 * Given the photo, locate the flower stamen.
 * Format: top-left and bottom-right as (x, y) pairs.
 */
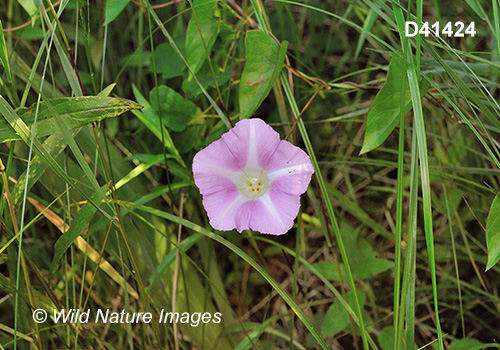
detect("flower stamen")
(240, 172), (269, 199)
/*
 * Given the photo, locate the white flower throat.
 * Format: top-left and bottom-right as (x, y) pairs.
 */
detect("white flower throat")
(239, 170), (270, 199)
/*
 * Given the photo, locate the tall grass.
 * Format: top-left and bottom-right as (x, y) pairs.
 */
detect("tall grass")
(1, 0), (500, 349)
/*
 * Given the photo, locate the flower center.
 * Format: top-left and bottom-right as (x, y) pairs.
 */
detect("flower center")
(240, 170), (270, 199)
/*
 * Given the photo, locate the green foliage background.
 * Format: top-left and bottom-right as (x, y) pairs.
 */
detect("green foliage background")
(1, 0), (500, 349)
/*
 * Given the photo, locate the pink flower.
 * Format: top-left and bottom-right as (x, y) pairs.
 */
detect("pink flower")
(193, 118), (314, 235)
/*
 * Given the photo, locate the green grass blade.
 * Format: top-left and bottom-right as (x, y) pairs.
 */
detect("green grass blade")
(406, 29), (445, 350)
(392, 48), (408, 350)
(247, 2), (370, 346)
(281, 77), (369, 348)
(49, 187), (107, 273)
(129, 203), (330, 349)
(1, 96), (141, 143)
(144, 1), (232, 129)
(36, 0), (83, 96)
(0, 96), (114, 221)
(0, 19), (17, 106)
(354, 8), (377, 59)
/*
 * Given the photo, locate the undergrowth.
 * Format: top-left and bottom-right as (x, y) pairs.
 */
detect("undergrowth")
(1, 0), (500, 349)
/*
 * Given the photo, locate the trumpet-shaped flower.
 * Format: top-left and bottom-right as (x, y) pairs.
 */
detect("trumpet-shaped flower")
(193, 118), (314, 235)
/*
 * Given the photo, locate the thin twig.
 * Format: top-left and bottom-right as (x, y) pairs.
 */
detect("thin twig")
(228, 0), (258, 28)
(1, 0), (62, 33)
(130, 0), (185, 9)
(285, 88), (322, 141)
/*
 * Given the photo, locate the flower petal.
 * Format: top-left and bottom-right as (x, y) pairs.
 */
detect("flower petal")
(266, 140), (314, 195)
(193, 134), (242, 172)
(247, 189), (301, 235)
(205, 188), (301, 235)
(193, 171), (237, 196)
(192, 118), (313, 235)
(234, 201), (253, 232)
(221, 118), (280, 170)
(202, 191), (249, 231)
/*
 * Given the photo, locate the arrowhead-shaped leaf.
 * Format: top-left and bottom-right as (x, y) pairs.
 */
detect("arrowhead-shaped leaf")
(361, 53), (431, 154)
(361, 54), (410, 154)
(17, 0), (39, 22)
(104, 0), (130, 25)
(239, 30), (288, 120)
(486, 192), (500, 271)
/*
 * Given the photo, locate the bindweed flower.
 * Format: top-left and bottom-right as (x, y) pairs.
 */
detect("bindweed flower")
(193, 118), (314, 235)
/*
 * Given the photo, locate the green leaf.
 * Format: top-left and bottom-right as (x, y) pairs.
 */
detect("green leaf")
(0, 20), (13, 83)
(182, 60), (230, 98)
(354, 8), (377, 59)
(49, 101), (117, 217)
(120, 50), (151, 67)
(361, 54), (431, 154)
(448, 338), (485, 350)
(239, 30), (288, 120)
(17, 24), (45, 40)
(129, 203), (330, 349)
(313, 262), (346, 281)
(147, 3), (231, 129)
(131, 84), (185, 168)
(464, 0), (488, 20)
(486, 192), (500, 271)
(154, 43), (185, 79)
(321, 290), (366, 338)
(104, 0), (130, 25)
(98, 83), (117, 97)
(354, 258), (393, 279)
(314, 223), (393, 280)
(314, 259), (392, 281)
(149, 85), (200, 132)
(361, 54), (409, 154)
(378, 326), (396, 350)
(171, 109), (207, 153)
(17, 0), (38, 22)
(50, 189), (105, 273)
(0, 95), (114, 222)
(0, 96), (142, 143)
(185, 0), (220, 74)
(420, 57), (500, 77)
(10, 131), (77, 207)
(378, 326), (417, 350)
(341, 223), (374, 263)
